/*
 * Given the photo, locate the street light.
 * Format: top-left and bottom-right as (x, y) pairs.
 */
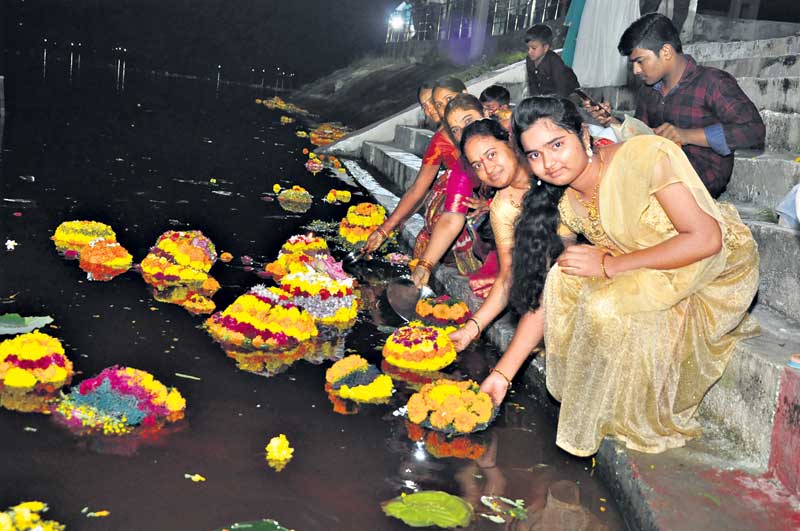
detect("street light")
(389, 14), (405, 31)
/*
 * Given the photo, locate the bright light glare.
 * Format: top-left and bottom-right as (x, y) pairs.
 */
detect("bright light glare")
(389, 14), (405, 30)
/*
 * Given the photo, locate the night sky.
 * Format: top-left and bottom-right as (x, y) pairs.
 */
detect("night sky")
(2, 0), (400, 83)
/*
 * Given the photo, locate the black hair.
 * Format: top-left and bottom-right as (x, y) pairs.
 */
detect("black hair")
(618, 13), (683, 56)
(433, 76), (467, 94)
(417, 80), (435, 102)
(479, 85), (511, 106)
(507, 96), (584, 314)
(444, 94), (484, 128)
(524, 24), (553, 45)
(459, 118), (509, 156)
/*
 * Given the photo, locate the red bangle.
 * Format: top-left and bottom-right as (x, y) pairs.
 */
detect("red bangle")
(417, 259), (434, 272)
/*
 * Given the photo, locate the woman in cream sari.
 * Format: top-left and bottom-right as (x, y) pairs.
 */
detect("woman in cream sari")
(481, 97), (759, 456)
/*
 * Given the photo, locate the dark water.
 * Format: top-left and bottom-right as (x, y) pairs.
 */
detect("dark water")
(0, 59), (625, 530)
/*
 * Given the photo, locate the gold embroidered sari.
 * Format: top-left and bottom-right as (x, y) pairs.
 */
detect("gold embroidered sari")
(543, 135), (760, 456)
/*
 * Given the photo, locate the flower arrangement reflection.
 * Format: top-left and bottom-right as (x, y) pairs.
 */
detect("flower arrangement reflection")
(383, 324), (456, 371)
(79, 238), (133, 281)
(0, 331), (73, 413)
(53, 366), (186, 437)
(405, 421), (486, 460)
(406, 379), (495, 434)
(0, 501), (65, 531)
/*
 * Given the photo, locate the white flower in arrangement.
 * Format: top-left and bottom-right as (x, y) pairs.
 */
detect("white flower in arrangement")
(5, 239), (18, 251)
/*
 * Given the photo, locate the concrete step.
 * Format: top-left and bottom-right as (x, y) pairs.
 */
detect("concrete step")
(362, 140), (425, 192)
(685, 35), (800, 64)
(702, 55), (800, 79)
(393, 125), (434, 158)
(722, 150), (800, 211)
(739, 214), (800, 324)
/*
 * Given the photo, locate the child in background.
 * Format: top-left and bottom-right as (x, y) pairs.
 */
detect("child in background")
(524, 24), (580, 98)
(478, 85), (511, 117)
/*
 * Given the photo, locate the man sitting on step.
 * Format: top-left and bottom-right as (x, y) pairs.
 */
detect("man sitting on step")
(584, 13), (765, 198)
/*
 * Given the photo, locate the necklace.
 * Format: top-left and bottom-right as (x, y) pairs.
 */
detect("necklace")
(570, 154), (604, 220)
(508, 185), (530, 209)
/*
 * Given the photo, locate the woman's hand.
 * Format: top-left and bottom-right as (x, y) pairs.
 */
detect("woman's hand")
(463, 196), (489, 215)
(449, 324), (478, 352)
(480, 371), (510, 406)
(556, 244), (609, 278)
(410, 263), (431, 288)
(363, 226), (388, 254)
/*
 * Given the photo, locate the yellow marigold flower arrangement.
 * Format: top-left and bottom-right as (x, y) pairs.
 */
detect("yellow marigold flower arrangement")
(0, 331), (73, 413)
(0, 501), (65, 531)
(280, 233), (329, 255)
(323, 189), (352, 204)
(78, 238), (133, 281)
(278, 185), (313, 213)
(266, 433), (294, 471)
(383, 324), (456, 371)
(309, 122), (349, 146)
(325, 355), (394, 404)
(205, 285), (318, 353)
(338, 203), (387, 246)
(406, 379), (495, 434)
(415, 295), (471, 327)
(264, 251), (313, 280)
(279, 269), (359, 326)
(52, 220), (116, 255)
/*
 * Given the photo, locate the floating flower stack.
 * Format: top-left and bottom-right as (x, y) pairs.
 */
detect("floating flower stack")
(324, 355), (393, 404)
(0, 501), (65, 531)
(305, 152), (325, 174)
(0, 331), (74, 413)
(78, 238), (133, 281)
(277, 185), (313, 213)
(140, 230), (219, 314)
(406, 421), (486, 460)
(339, 202), (386, 246)
(227, 344), (312, 376)
(383, 324), (456, 371)
(280, 233), (328, 255)
(265, 234), (330, 280)
(323, 189), (352, 204)
(53, 366), (186, 437)
(259, 96), (309, 116)
(415, 295), (471, 327)
(279, 269), (359, 326)
(309, 122), (349, 146)
(51, 220), (116, 256)
(265, 433), (294, 472)
(406, 379), (495, 434)
(205, 284), (318, 354)
(279, 115), (295, 124)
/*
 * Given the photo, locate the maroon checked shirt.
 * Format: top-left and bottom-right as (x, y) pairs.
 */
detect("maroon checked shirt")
(634, 55), (765, 198)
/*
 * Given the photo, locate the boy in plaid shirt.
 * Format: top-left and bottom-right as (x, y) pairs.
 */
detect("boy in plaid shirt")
(584, 13), (765, 198)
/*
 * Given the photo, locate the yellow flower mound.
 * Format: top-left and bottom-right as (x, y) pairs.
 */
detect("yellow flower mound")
(406, 379), (495, 434)
(325, 354), (368, 384)
(0, 501), (64, 531)
(383, 324), (457, 372)
(266, 433), (294, 472)
(338, 374), (394, 403)
(0, 331), (73, 389)
(52, 220), (116, 253)
(339, 203), (386, 245)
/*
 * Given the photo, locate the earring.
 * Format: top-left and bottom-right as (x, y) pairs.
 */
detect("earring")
(585, 146), (593, 163)
(536, 179), (542, 186)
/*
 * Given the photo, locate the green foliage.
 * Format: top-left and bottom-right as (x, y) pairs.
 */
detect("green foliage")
(382, 491), (474, 528)
(0, 313), (54, 335)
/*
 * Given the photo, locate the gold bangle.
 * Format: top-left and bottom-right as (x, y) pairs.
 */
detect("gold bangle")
(417, 259), (434, 272)
(600, 252), (611, 279)
(376, 226), (389, 239)
(491, 367), (512, 388)
(467, 317), (482, 337)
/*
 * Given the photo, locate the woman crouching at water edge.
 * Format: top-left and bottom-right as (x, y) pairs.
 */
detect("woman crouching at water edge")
(481, 96), (760, 457)
(363, 78), (480, 277)
(409, 93), (498, 291)
(445, 117), (533, 350)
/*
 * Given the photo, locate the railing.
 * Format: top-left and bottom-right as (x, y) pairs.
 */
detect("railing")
(385, 0), (569, 43)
